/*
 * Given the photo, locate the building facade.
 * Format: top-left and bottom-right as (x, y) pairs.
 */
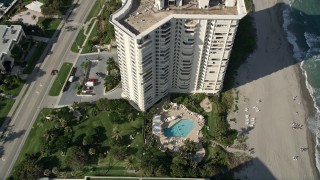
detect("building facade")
(110, 0), (247, 111)
(0, 25), (25, 73)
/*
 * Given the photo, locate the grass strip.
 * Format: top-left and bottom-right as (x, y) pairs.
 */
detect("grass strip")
(23, 42), (48, 74)
(42, 18), (62, 38)
(49, 63), (73, 96)
(85, 0), (105, 23)
(82, 22), (98, 54)
(0, 99), (15, 127)
(71, 28), (85, 53)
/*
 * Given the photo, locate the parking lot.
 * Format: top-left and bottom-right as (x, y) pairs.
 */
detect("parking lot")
(58, 51), (122, 106)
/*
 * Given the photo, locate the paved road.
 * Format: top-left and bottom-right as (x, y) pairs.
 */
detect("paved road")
(0, 0), (96, 178)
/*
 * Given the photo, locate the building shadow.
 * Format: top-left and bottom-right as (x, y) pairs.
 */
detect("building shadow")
(224, 3), (320, 91)
(231, 157), (276, 180)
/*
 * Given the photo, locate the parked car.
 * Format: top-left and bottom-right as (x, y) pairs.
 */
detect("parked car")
(51, 69), (58, 75)
(87, 78), (97, 82)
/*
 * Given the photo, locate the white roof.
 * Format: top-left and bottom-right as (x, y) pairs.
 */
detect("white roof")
(0, 25), (23, 54)
(25, 1), (43, 13)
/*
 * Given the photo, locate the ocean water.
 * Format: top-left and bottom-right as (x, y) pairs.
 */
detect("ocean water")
(282, 0), (320, 173)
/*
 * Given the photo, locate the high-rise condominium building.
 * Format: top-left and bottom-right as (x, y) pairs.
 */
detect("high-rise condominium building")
(110, 0), (247, 111)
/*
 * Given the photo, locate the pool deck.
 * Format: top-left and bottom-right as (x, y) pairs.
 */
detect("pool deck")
(156, 103), (206, 161)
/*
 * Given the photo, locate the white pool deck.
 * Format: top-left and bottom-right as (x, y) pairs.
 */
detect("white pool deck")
(156, 103), (206, 161)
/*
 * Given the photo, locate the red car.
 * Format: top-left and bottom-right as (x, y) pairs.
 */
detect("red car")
(87, 78), (97, 82)
(51, 70), (58, 75)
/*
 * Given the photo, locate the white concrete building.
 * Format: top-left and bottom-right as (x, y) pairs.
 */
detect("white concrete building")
(0, 25), (25, 73)
(110, 0), (247, 111)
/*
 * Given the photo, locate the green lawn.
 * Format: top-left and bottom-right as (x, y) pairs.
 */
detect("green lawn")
(0, 76), (24, 127)
(85, 20), (95, 35)
(14, 108), (53, 165)
(82, 23), (98, 54)
(6, 82), (24, 96)
(204, 101), (219, 138)
(85, 0), (105, 23)
(0, 99), (15, 127)
(71, 28), (86, 53)
(40, 18), (62, 38)
(23, 42), (48, 74)
(49, 63), (73, 96)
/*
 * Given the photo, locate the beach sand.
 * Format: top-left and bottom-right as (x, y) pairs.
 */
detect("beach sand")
(229, 0), (319, 179)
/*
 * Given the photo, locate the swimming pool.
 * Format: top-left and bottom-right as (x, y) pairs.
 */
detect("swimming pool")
(164, 119), (195, 137)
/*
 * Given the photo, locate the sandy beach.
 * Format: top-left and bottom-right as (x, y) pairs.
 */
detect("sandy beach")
(229, 0), (319, 179)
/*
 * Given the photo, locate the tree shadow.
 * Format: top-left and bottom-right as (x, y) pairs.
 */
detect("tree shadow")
(2, 129), (26, 144)
(0, 146), (4, 158)
(73, 133), (86, 146)
(39, 155), (61, 169)
(25, 66), (46, 84)
(238, 127), (254, 136)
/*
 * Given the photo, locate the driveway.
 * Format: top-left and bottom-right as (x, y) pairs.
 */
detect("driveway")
(58, 51), (122, 106)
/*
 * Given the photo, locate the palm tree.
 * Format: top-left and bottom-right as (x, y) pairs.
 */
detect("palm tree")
(71, 101), (79, 110)
(125, 156), (135, 170)
(128, 113), (134, 121)
(43, 129), (55, 141)
(88, 148), (96, 155)
(112, 126), (122, 141)
(59, 118), (67, 128)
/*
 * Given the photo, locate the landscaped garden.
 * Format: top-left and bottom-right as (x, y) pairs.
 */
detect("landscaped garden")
(49, 62), (73, 96)
(71, 0), (121, 54)
(104, 57), (120, 91)
(10, 91), (252, 179)
(10, 99), (144, 179)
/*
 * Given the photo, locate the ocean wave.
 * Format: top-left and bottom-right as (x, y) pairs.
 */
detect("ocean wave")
(301, 65), (320, 112)
(308, 113), (320, 173)
(304, 32), (320, 50)
(282, 7), (305, 60)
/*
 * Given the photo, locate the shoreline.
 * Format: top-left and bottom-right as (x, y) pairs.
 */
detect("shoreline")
(269, 1), (319, 178)
(278, 0), (320, 177)
(295, 63), (320, 179)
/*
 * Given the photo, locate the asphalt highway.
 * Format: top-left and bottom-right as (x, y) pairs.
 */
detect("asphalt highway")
(0, 0), (96, 178)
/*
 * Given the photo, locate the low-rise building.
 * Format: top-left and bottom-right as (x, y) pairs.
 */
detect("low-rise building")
(0, 25), (25, 73)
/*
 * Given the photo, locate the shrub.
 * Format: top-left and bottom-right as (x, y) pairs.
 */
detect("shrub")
(162, 101), (171, 110)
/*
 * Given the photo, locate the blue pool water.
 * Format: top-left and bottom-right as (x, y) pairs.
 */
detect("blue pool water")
(164, 119), (195, 137)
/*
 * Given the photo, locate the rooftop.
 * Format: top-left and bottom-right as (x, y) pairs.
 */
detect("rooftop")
(114, 0), (246, 35)
(0, 25), (23, 54)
